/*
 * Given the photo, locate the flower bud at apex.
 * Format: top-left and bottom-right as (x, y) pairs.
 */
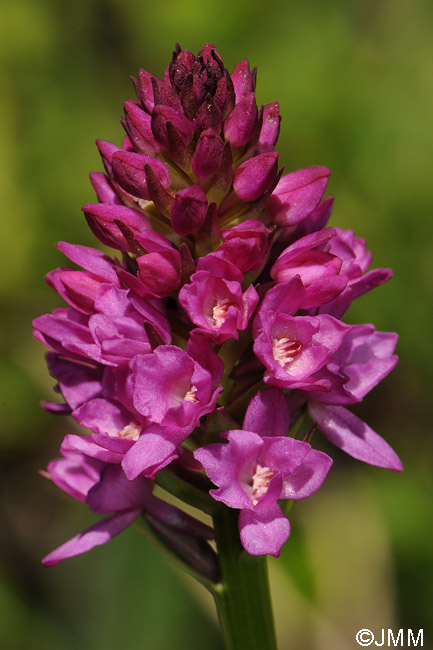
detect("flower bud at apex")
(193, 93), (223, 133)
(151, 105), (195, 148)
(231, 59), (257, 101)
(169, 46), (196, 93)
(35, 43), (400, 566)
(233, 151), (279, 202)
(224, 93), (258, 149)
(164, 120), (194, 172)
(214, 73), (236, 120)
(143, 163), (174, 219)
(192, 128), (224, 180)
(122, 101), (158, 156)
(112, 151), (171, 200)
(179, 72), (201, 120)
(257, 102), (281, 153)
(207, 141), (233, 204)
(82, 203), (152, 251)
(171, 185), (208, 236)
(136, 69), (160, 113)
(157, 81), (184, 112)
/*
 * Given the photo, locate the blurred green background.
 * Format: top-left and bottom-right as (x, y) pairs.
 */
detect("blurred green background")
(1, 0), (432, 648)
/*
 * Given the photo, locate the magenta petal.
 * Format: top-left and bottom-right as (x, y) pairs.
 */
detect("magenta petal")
(345, 344), (398, 402)
(243, 388), (290, 437)
(56, 242), (119, 282)
(137, 251), (181, 297)
(179, 270), (257, 344)
(86, 464), (152, 512)
(96, 139), (120, 175)
(279, 448), (333, 500)
(208, 482), (253, 511)
(307, 324), (399, 405)
(265, 234), (347, 309)
(275, 226), (336, 256)
(33, 312), (100, 360)
(254, 277), (305, 323)
(132, 347), (195, 422)
(60, 434), (125, 464)
(301, 275), (347, 309)
(45, 353), (102, 411)
(89, 434), (134, 455)
(239, 504), (290, 557)
(268, 166), (330, 226)
(194, 430), (264, 510)
(46, 268), (102, 314)
(73, 398), (134, 436)
(308, 402), (403, 471)
(121, 430), (180, 480)
(349, 267), (393, 300)
(89, 172), (123, 205)
(43, 401), (71, 414)
(219, 219), (271, 273)
(196, 253), (243, 281)
(42, 510), (141, 566)
(47, 453), (102, 502)
(186, 330), (224, 384)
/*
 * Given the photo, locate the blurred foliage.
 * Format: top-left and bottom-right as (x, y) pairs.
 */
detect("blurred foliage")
(1, 0), (432, 648)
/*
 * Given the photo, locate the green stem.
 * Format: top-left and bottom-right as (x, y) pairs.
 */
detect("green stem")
(212, 508), (278, 650)
(155, 469), (217, 515)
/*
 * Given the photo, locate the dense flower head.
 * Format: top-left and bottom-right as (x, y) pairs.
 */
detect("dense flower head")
(34, 43), (400, 565)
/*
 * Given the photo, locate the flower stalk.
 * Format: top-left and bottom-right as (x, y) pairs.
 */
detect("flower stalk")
(212, 507), (278, 650)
